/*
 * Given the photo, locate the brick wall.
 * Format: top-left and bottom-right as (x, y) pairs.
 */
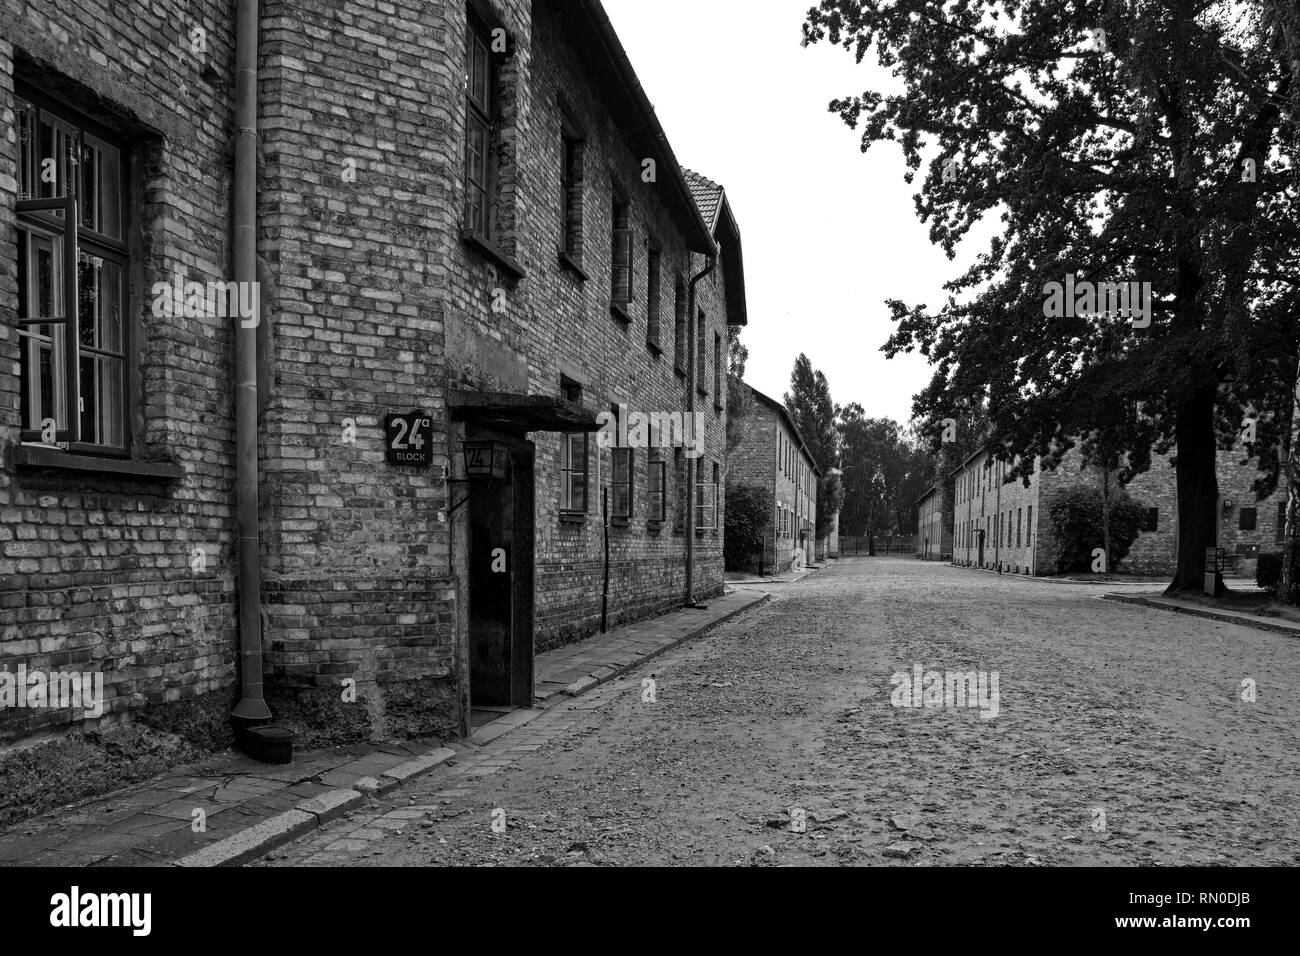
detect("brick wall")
(1, 0), (242, 744)
(0, 0), (740, 747)
(730, 393), (816, 574)
(254, 0), (460, 735)
(950, 441), (1284, 580)
(952, 453), (1042, 575)
(440, 0), (730, 650)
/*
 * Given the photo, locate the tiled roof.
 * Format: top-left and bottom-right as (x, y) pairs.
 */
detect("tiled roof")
(683, 168), (724, 232)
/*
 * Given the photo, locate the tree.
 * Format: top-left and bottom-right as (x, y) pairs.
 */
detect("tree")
(724, 481), (772, 573)
(725, 327), (753, 458)
(805, 0), (1300, 595)
(1044, 485), (1151, 573)
(1268, 0), (1300, 604)
(784, 354), (842, 538)
(838, 406), (927, 549)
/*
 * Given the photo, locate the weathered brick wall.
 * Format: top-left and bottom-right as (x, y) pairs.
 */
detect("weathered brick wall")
(951, 441), (1285, 580)
(916, 490), (943, 559)
(772, 413), (816, 571)
(440, 0), (730, 650)
(1, 1), (242, 744)
(952, 453), (1042, 574)
(728, 403), (778, 571)
(255, 0), (460, 735)
(1, 0), (744, 748)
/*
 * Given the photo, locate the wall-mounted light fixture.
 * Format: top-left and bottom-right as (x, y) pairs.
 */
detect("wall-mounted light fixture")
(463, 440), (511, 480)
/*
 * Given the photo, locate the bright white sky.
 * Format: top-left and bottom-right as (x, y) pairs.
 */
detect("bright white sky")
(604, 0), (982, 427)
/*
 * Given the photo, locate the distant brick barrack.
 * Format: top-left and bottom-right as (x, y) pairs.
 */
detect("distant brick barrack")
(0, 0), (747, 745)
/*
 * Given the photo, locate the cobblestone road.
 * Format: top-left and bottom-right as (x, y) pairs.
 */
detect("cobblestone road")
(262, 557), (1300, 866)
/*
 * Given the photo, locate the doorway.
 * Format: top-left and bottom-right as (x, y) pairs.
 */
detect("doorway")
(977, 528), (985, 567)
(467, 433), (534, 710)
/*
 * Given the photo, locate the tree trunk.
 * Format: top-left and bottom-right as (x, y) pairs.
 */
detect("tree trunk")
(1166, 384), (1222, 595)
(1280, 341), (1300, 604)
(1100, 467), (1112, 571)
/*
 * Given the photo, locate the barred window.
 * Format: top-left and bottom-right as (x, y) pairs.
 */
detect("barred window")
(648, 456), (666, 523)
(560, 127), (584, 260)
(646, 247), (662, 349)
(611, 196), (632, 311)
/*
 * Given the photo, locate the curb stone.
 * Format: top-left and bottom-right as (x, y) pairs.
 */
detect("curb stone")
(1102, 592), (1300, 636)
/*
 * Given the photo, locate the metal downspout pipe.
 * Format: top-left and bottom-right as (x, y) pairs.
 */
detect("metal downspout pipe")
(231, 0), (270, 722)
(685, 255), (716, 607)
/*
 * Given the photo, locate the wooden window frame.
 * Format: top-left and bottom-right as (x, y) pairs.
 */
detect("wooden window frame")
(14, 84), (132, 456)
(610, 193), (633, 320)
(560, 431), (589, 516)
(646, 246), (662, 352)
(559, 112), (585, 268)
(463, 13), (497, 242)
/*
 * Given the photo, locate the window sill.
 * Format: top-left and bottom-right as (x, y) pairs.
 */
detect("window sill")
(12, 445), (185, 481)
(462, 230), (526, 280)
(559, 511), (587, 525)
(697, 387), (709, 400)
(646, 520), (664, 533)
(646, 340), (663, 358)
(674, 366), (686, 379)
(610, 302), (632, 324)
(714, 402), (723, 415)
(610, 516), (630, 528)
(558, 250), (589, 281)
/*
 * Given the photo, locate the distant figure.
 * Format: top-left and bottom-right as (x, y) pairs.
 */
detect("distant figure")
(791, 548), (806, 571)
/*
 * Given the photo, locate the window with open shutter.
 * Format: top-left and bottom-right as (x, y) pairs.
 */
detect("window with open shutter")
(15, 89), (130, 453)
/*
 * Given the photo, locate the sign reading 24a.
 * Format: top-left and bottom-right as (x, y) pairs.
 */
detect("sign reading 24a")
(385, 410), (433, 468)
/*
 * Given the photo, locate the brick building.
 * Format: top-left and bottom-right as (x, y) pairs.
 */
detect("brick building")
(0, 0), (745, 748)
(728, 383), (819, 572)
(915, 485), (949, 560)
(950, 443), (1284, 577)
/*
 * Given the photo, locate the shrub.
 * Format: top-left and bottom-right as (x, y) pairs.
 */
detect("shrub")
(1257, 552), (1283, 593)
(725, 481), (772, 572)
(1044, 484), (1150, 574)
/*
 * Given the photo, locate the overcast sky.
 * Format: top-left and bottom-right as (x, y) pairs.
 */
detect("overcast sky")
(603, 0), (978, 428)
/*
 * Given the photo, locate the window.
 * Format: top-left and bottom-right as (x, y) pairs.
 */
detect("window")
(560, 123), (584, 262)
(646, 247), (662, 350)
(1008, 511), (1013, 547)
(696, 466), (718, 531)
(648, 456), (666, 523)
(1144, 507), (1159, 533)
(612, 446), (632, 520)
(1026, 506), (1032, 545)
(696, 310), (707, 394)
(673, 276), (686, 376)
(1017, 508), (1022, 547)
(1240, 507), (1257, 532)
(464, 15), (498, 240)
(713, 332), (722, 409)
(561, 432), (588, 514)
(1278, 502), (1288, 543)
(15, 88), (130, 453)
(611, 195), (632, 316)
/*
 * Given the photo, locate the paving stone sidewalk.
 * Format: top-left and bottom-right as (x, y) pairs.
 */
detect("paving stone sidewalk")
(0, 586), (769, 868)
(1103, 589), (1300, 636)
